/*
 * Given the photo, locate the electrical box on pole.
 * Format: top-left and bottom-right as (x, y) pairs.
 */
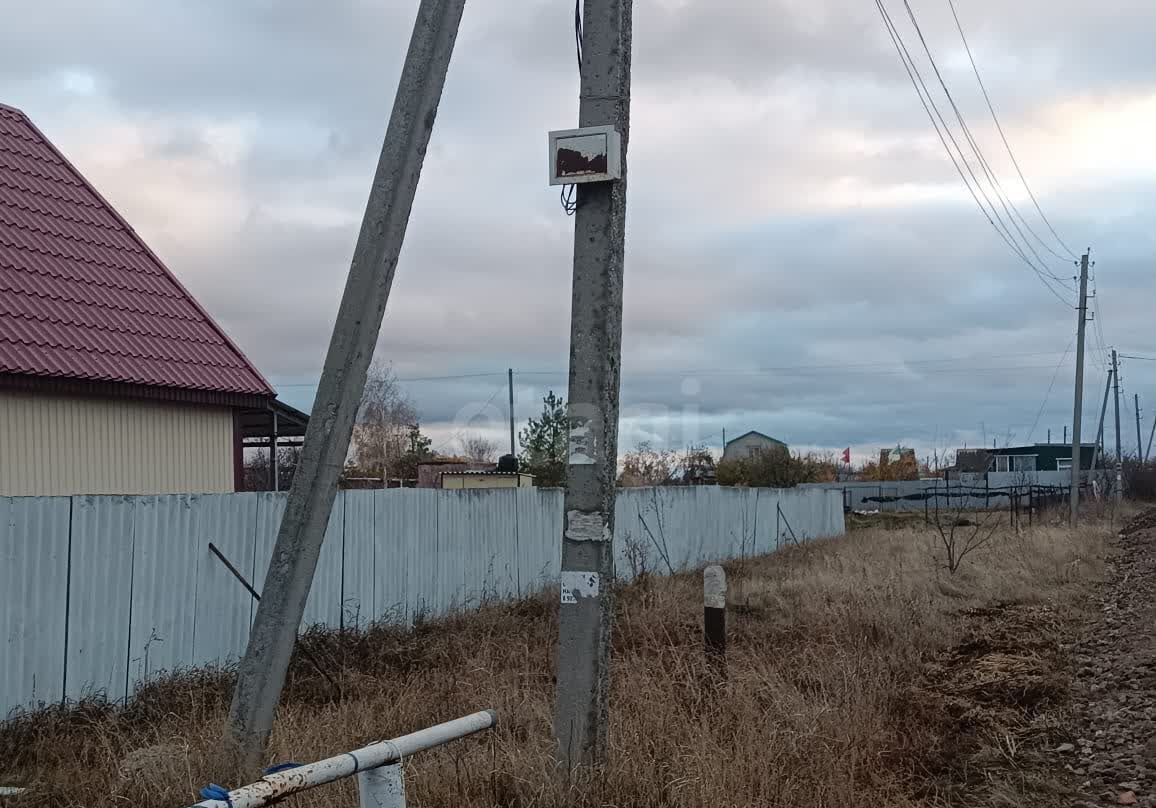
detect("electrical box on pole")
(548, 126), (623, 185)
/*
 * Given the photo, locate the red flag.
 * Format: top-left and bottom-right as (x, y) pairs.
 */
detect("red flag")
(841, 447), (851, 464)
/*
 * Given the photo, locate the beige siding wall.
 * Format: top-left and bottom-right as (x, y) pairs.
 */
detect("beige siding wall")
(441, 474), (534, 490)
(0, 391), (234, 496)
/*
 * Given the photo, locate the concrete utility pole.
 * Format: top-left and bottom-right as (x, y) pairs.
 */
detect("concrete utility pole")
(553, 0), (633, 771)
(1136, 394), (1144, 460)
(1113, 350), (1123, 461)
(1090, 368), (1113, 472)
(1070, 253), (1090, 525)
(1112, 349), (1123, 501)
(508, 368), (516, 457)
(227, 0), (467, 773)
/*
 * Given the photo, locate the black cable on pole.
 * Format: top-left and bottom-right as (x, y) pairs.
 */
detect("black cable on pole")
(574, 0), (583, 73)
(944, 0), (1079, 262)
(873, 0), (1073, 308)
(559, 0), (583, 216)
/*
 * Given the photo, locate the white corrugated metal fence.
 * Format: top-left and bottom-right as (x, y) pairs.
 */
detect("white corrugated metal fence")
(0, 486), (843, 717)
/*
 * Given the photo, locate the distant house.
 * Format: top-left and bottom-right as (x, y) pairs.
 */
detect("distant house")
(0, 103), (283, 496)
(416, 458), (490, 488)
(988, 443), (1097, 473)
(722, 431), (788, 463)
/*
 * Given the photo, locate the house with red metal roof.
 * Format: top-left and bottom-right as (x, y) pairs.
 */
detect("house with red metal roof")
(0, 102), (301, 495)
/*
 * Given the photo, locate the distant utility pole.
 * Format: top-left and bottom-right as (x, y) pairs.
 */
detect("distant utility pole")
(507, 368), (516, 457)
(553, 0), (633, 771)
(1146, 413), (1155, 462)
(1136, 394), (1144, 460)
(1069, 252), (1090, 525)
(1090, 367), (1113, 472)
(227, 0), (467, 774)
(1113, 350), (1122, 460)
(1113, 349), (1123, 501)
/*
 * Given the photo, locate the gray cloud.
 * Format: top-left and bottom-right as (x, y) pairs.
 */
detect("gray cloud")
(2, 0), (1153, 460)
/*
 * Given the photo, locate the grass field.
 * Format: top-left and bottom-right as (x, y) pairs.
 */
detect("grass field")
(0, 507), (1116, 807)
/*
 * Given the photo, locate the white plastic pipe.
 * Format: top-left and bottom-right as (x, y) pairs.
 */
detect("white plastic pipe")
(190, 710), (495, 808)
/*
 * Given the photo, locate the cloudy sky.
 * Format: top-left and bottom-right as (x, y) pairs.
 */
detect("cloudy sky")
(3, 0), (1153, 463)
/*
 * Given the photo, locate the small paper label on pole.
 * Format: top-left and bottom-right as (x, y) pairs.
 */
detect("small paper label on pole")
(560, 571), (600, 604)
(568, 417), (595, 465)
(565, 510), (609, 542)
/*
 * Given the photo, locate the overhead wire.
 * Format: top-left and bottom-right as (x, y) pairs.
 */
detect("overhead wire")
(899, 0), (1071, 280)
(943, 0), (1079, 263)
(1026, 335), (1076, 442)
(895, 0), (1076, 291)
(872, 0), (1074, 307)
(433, 385), (504, 453)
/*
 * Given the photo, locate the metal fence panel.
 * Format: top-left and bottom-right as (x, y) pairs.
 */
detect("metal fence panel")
(193, 493), (257, 667)
(444, 492), (477, 611)
(252, 492), (287, 624)
(65, 495), (134, 703)
(303, 493), (344, 629)
(372, 489), (411, 624)
(2, 486), (846, 716)
(397, 489), (439, 622)
(129, 495), (201, 691)
(749, 488), (780, 554)
(342, 491), (376, 630)
(0, 496), (69, 714)
(514, 487), (561, 594)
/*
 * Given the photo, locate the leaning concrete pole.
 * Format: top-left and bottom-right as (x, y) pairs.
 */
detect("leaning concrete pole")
(553, 0), (633, 771)
(227, 0), (467, 772)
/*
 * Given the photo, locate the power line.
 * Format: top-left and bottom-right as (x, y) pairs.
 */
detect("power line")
(895, 0), (1075, 290)
(274, 350), (1085, 393)
(943, 0), (1080, 263)
(1026, 335), (1076, 442)
(873, 0), (1073, 307)
(899, 0), (1066, 279)
(1120, 354), (1156, 362)
(433, 385), (504, 452)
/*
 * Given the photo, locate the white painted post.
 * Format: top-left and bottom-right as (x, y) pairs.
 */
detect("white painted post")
(703, 565), (726, 680)
(358, 764), (405, 808)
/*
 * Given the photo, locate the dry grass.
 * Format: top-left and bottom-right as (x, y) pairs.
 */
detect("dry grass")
(0, 514), (1111, 808)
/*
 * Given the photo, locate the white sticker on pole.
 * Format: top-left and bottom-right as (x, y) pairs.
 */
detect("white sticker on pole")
(566, 510), (610, 542)
(568, 418), (595, 465)
(560, 571), (600, 604)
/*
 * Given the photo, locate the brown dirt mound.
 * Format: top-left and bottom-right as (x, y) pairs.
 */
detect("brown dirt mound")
(1121, 507), (1156, 536)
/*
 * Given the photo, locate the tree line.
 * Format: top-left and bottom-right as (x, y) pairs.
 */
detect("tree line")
(244, 367), (907, 490)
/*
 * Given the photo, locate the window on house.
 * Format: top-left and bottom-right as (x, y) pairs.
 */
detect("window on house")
(995, 455), (1010, 472)
(1056, 458), (1073, 471)
(1012, 455), (1037, 472)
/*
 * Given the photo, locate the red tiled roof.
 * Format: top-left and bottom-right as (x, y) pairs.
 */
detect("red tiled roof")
(0, 103), (274, 397)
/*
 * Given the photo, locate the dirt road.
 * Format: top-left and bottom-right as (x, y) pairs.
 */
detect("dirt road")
(1064, 509), (1156, 807)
